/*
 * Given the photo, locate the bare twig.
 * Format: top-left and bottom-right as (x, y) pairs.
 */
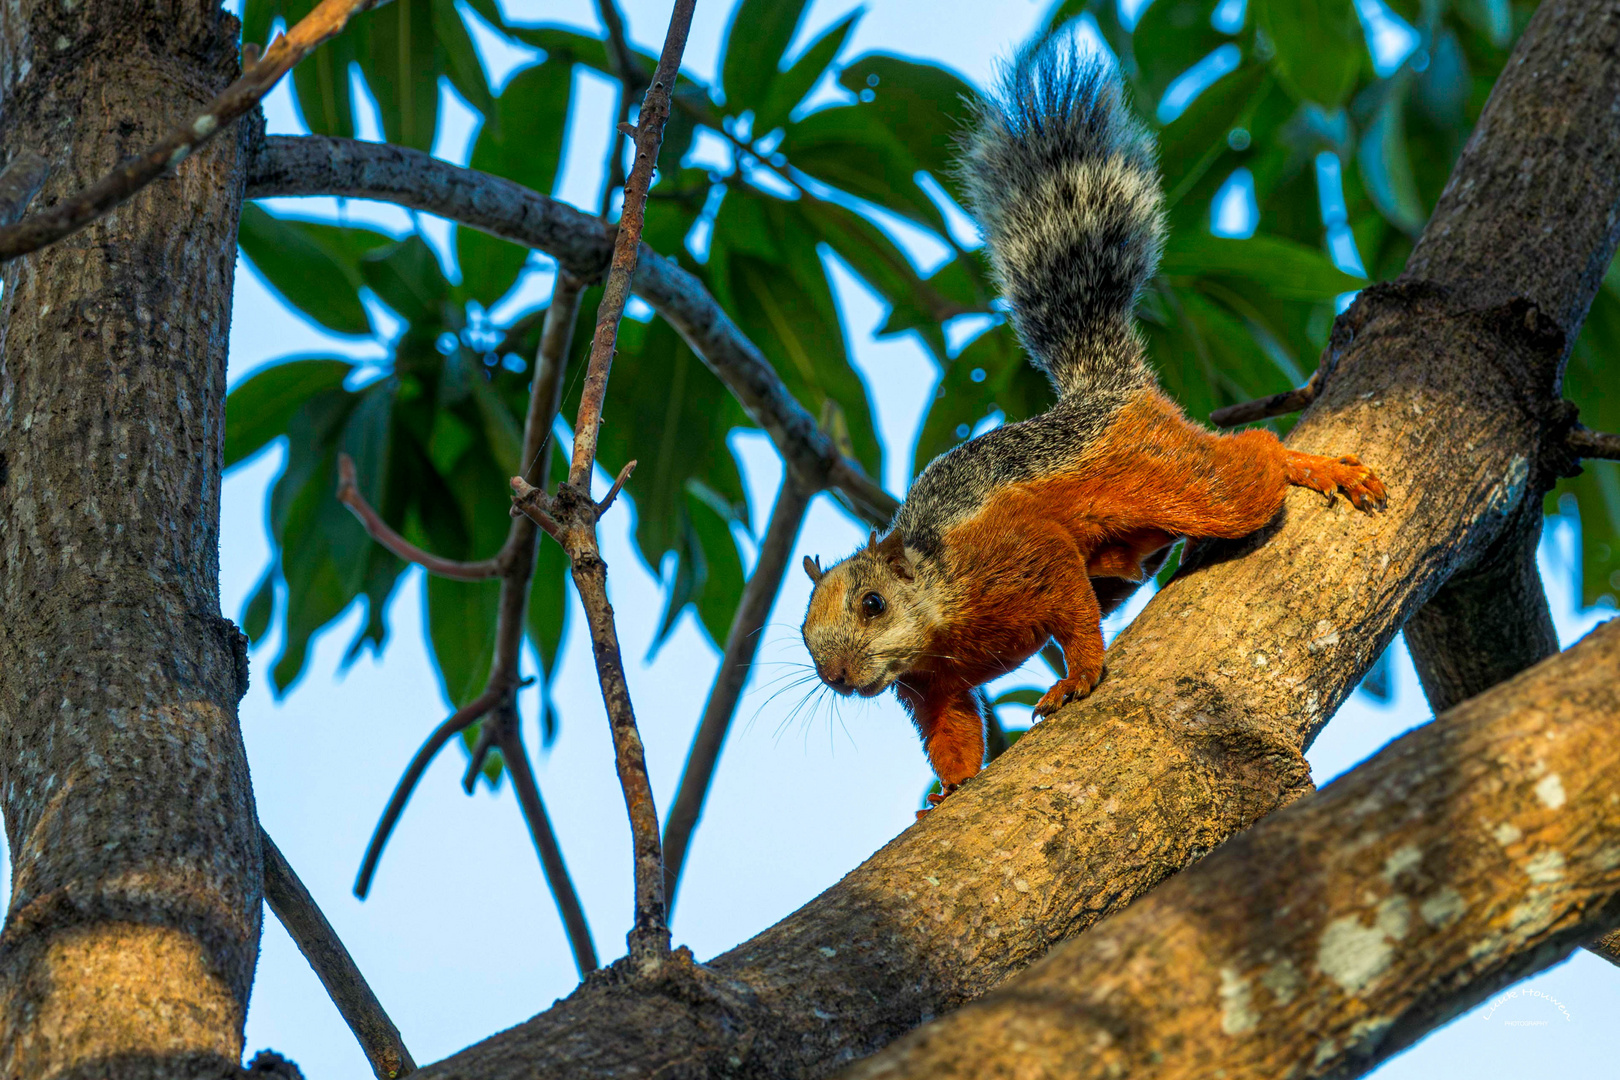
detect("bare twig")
(353, 685), (503, 899)
(262, 827), (416, 1079)
(595, 461), (638, 516)
(244, 135), (893, 526)
(0, 152), (50, 227)
(1208, 364), (1328, 428)
(337, 453), (501, 581)
(0, 0), (391, 263)
(357, 275), (596, 977)
(487, 705), (599, 975)
(510, 0), (697, 968)
(1571, 425), (1620, 459)
(595, 0), (649, 91)
(662, 476), (814, 910)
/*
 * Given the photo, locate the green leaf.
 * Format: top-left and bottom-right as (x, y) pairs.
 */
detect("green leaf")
(469, 58), (573, 190)
(359, 0), (442, 153)
(1256, 0), (1363, 108)
(455, 228), (531, 306)
(778, 105), (949, 235)
(1357, 75), (1427, 236)
(225, 357), (355, 468)
(755, 9), (862, 135)
(238, 204), (379, 335)
(1159, 66), (1270, 207)
(425, 575), (503, 707)
(912, 323), (1052, 477)
(991, 688), (1043, 708)
(719, 0), (809, 116)
(836, 54), (978, 205)
(242, 565), (276, 645)
(1133, 0), (1228, 106)
(293, 18), (359, 138)
(1159, 231), (1364, 299)
(431, 0), (495, 119)
(361, 236), (451, 324)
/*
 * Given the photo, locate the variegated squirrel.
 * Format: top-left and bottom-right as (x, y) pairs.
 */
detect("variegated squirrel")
(800, 44), (1386, 813)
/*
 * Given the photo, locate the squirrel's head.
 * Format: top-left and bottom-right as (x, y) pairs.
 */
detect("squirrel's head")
(800, 530), (932, 697)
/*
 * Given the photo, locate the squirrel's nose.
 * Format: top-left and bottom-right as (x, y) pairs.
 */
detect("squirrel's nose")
(819, 664), (854, 694)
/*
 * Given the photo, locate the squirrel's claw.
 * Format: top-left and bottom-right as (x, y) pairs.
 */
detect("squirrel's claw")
(1033, 675), (1096, 718)
(915, 783), (961, 820)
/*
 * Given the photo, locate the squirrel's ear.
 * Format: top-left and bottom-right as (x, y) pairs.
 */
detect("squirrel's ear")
(876, 531), (914, 582)
(803, 555), (824, 584)
(866, 530), (880, 553)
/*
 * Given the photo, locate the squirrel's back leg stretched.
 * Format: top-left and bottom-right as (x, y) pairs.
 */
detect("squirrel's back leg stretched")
(1067, 388), (1387, 544)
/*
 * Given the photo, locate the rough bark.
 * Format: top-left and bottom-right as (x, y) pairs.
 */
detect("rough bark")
(844, 618), (1620, 1079)
(0, 2), (259, 1078)
(1396, 0), (1620, 967)
(398, 0), (1620, 1075)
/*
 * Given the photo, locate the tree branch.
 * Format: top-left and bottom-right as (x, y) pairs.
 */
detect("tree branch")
(243, 136), (894, 527)
(353, 686), (504, 899)
(1570, 425), (1620, 459)
(511, 0), (696, 969)
(487, 706), (599, 976)
(261, 827), (416, 1079)
(842, 619), (1620, 1080)
(0, 0), (391, 263)
(403, 0), (1620, 1073)
(662, 476), (814, 911)
(336, 453), (501, 581)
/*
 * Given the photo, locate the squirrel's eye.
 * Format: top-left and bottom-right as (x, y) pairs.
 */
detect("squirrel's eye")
(861, 592), (887, 618)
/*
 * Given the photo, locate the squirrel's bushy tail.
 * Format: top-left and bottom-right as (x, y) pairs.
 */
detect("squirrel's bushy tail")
(958, 44), (1164, 402)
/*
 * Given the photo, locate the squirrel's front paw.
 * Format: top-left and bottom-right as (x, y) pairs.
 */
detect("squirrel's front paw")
(1033, 675), (1095, 718)
(915, 783), (960, 820)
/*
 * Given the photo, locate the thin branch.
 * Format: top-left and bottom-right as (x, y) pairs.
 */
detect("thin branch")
(488, 706), (599, 976)
(662, 476), (814, 911)
(1570, 424), (1620, 459)
(0, 152), (50, 227)
(510, 0), (696, 967)
(244, 136), (894, 526)
(262, 827), (416, 1079)
(595, 460), (637, 516)
(1208, 364), (1328, 428)
(353, 686), (503, 899)
(0, 0), (391, 263)
(336, 453), (501, 581)
(595, 0), (649, 91)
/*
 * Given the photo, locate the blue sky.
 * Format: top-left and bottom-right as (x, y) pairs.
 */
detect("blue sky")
(16, 0), (1620, 1075)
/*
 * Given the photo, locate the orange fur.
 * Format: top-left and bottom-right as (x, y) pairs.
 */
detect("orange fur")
(899, 388), (1385, 796)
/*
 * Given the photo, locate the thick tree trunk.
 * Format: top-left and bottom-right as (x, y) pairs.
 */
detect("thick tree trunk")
(0, 3), (259, 1077)
(841, 619), (1620, 1079)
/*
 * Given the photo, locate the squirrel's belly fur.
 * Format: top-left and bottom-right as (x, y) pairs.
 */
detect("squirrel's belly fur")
(797, 43), (1388, 817)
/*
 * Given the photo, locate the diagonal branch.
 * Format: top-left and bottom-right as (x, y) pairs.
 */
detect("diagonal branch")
(511, 0), (697, 969)
(0, 0), (392, 263)
(336, 453), (501, 581)
(351, 274), (597, 979)
(662, 475), (814, 911)
(842, 619), (1620, 1080)
(243, 135), (898, 527)
(353, 686), (504, 899)
(261, 827), (416, 1079)
(487, 705), (599, 976)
